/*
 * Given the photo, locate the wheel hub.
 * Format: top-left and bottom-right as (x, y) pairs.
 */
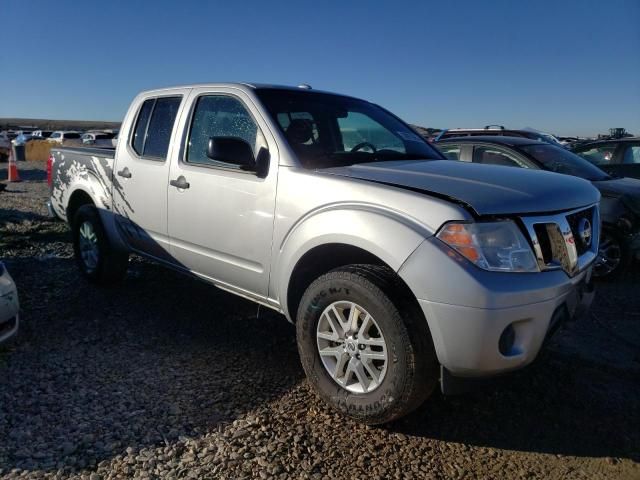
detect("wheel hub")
(316, 301), (388, 394)
(78, 221), (99, 271)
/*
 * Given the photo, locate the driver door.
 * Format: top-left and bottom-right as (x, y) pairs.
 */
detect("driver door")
(167, 88), (279, 298)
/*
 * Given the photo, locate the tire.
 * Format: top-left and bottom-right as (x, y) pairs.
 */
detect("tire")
(296, 264), (438, 424)
(594, 228), (630, 280)
(72, 205), (128, 285)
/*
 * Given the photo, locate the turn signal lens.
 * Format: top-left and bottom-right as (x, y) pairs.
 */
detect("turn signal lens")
(436, 221), (539, 273)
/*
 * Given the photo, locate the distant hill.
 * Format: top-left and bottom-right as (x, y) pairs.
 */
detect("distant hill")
(0, 118), (121, 131)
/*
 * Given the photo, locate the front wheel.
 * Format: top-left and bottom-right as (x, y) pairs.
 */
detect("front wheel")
(296, 265), (438, 424)
(72, 205), (128, 285)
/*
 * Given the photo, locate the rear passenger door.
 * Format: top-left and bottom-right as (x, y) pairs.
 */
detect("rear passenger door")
(112, 90), (188, 261)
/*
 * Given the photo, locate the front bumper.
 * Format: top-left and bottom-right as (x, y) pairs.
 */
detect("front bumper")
(399, 237), (594, 378)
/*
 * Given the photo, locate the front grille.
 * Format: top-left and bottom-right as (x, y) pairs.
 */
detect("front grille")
(520, 205), (599, 276)
(567, 207), (595, 255)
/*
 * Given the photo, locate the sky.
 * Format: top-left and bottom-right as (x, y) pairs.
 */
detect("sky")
(0, 0), (638, 137)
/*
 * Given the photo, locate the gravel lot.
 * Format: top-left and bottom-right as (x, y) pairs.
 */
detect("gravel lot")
(1, 160), (639, 479)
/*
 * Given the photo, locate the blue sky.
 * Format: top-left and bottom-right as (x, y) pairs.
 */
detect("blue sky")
(0, 0), (638, 136)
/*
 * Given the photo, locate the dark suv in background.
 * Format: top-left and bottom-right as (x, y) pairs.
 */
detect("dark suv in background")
(436, 136), (640, 278)
(573, 138), (640, 180)
(436, 126), (567, 148)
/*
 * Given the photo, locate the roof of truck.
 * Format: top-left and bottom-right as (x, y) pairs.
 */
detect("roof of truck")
(137, 83), (349, 97)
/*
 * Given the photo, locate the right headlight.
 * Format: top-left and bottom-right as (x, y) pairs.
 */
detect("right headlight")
(436, 220), (539, 273)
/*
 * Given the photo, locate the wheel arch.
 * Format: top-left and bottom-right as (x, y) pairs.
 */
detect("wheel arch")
(275, 209), (429, 322)
(66, 188), (95, 225)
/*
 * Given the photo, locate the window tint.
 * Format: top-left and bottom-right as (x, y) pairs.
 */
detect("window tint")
(132, 99), (154, 155)
(438, 145), (461, 160)
(187, 95), (261, 167)
(337, 112), (405, 153)
(623, 146), (640, 164)
(65, 133), (80, 139)
(473, 146), (528, 167)
(575, 145), (617, 165)
(143, 97), (182, 159)
(257, 89), (441, 168)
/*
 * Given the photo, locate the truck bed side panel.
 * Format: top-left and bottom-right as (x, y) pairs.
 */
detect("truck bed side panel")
(50, 147), (115, 221)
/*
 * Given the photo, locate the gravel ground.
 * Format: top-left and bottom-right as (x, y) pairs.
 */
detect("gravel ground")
(1, 160), (639, 479)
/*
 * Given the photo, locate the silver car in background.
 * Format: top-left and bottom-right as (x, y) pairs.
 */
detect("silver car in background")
(0, 262), (19, 344)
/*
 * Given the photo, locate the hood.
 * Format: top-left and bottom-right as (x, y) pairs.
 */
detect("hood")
(322, 160), (600, 216)
(593, 176), (640, 214)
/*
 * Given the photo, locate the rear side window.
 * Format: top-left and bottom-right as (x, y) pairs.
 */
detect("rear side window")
(131, 96), (182, 160)
(438, 145), (461, 160)
(473, 146), (529, 168)
(65, 133), (80, 139)
(132, 99), (154, 154)
(575, 145), (617, 165)
(623, 145), (640, 164)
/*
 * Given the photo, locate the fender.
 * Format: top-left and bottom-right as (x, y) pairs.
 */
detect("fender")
(271, 203), (432, 320)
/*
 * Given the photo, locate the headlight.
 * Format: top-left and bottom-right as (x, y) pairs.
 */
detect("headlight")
(436, 221), (538, 272)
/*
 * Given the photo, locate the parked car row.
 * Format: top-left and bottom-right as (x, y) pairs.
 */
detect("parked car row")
(1, 129), (118, 148)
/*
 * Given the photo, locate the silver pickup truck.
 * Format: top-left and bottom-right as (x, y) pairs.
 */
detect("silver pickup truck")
(48, 83), (599, 424)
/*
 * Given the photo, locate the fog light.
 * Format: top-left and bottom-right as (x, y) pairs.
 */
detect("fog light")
(499, 324), (516, 356)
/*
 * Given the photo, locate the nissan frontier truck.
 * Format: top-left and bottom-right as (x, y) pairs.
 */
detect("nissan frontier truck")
(48, 83), (599, 424)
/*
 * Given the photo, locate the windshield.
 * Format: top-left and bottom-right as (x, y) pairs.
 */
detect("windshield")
(256, 89), (442, 168)
(519, 144), (610, 181)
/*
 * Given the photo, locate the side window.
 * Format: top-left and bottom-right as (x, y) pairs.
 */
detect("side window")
(186, 95), (263, 167)
(575, 145), (617, 165)
(337, 112), (405, 153)
(143, 97), (182, 159)
(473, 146), (527, 168)
(438, 145), (461, 160)
(623, 146), (640, 164)
(132, 99), (155, 155)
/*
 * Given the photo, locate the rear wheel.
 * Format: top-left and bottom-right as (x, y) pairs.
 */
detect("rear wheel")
(296, 265), (438, 424)
(72, 205), (128, 285)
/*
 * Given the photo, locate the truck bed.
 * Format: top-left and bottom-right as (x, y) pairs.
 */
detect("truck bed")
(49, 146), (116, 220)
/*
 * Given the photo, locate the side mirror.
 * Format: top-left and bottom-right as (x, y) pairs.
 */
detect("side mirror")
(207, 136), (255, 168)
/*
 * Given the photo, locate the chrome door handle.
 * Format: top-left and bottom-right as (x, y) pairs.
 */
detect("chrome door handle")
(169, 176), (190, 189)
(117, 167), (132, 178)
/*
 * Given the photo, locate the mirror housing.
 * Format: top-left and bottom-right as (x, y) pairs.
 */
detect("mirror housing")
(207, 137), (255, 168)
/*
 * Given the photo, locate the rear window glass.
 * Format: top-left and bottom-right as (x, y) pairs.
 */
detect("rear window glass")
(143, 97), (182, 159)
(132, 99), (155, 155)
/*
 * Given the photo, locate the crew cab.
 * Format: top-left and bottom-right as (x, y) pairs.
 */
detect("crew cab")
(47, 83), (600, 424)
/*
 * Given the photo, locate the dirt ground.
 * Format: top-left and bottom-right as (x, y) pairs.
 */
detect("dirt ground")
(0, 161), (639, 479)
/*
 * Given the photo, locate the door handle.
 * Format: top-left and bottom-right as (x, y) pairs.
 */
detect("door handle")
(169, 175), (190, 189)
(117, 167), (132, 178)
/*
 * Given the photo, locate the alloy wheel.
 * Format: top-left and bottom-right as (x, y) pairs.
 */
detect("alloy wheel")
(316, 301), (388, 393)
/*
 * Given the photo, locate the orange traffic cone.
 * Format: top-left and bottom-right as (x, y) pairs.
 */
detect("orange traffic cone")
(7, 147), (21, 182)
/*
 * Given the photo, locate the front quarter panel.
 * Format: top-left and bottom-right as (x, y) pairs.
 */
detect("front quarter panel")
(270, 166), (470, 320)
